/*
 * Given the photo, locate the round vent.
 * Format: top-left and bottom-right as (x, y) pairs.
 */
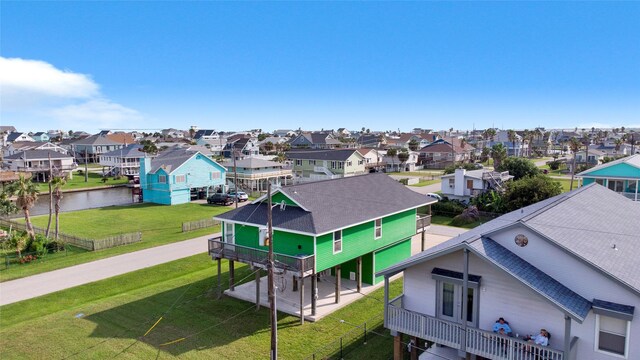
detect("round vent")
(515, 234), (529, 247)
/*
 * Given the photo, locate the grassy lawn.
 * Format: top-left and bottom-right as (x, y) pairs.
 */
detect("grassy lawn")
(36, 170), (129, 193)
(1, 203), (231, 282)
(388, 170), (443, 177)
(553, 178), (575, 193)
(0, 254), (402, 360)
(430, 215), (489, 229)
(409, 179), (441, 187)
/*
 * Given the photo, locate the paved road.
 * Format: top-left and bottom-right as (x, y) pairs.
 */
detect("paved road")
(0, 234), (216, 306)
(407, 182), (442, 195)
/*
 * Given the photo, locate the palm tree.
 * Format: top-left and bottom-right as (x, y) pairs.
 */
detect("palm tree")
(397, 150), (410, 171)
(582, 133), (590, 168)
(6, 175), (39, 241)
(490, 143), (507, 169)
(50, 176), (67, 242)
(568, 137), (582, 191)
(387, 148), (398, 171)
(507, 130), (517, 157)
(408, 139), (419, 151)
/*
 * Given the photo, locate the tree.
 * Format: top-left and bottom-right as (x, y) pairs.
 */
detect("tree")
(0, 189), (17, 217)
(568, 137), (582, 191)
(496, 157), (539, 181)
(258, 133), (268, 141)
(397, 150), (410, 166)
(140, 140), (158, 155)
(51, 176), (67, 242)
(408, 139), (419, 151)
(68, 130), (74, 136)
(189, 128), (196, 139)
(5, 175), (39, 241)
(263, 141), (274, 152)
(507, 130), (517, 157)
(490, 143), (507, 169)
(387, 148), (398, 171)
(502, 175), (562, 212)
(274, 153), (286, 163)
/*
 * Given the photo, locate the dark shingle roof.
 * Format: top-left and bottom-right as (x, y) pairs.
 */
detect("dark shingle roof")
(149, 148), (196, 174)
(216, 173), (434, 235)
(592, 299), (635, 316)
(286, 149), (360, 161)
(6, 132), (29, 142)
(100, 144), (144, 157)
(233, 158), (284, 169)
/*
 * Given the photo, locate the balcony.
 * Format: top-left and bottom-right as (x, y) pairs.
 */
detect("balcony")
(416, 214), (432, 233)
(619, 192), (639, 201)
(387, 296), (573, 360)
(208, 237), (315, 277)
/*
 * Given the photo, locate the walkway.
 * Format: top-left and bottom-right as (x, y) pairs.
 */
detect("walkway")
(0, 234), (215, 306)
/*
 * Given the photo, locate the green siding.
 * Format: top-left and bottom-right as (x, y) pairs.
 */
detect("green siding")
(222, 222), (313, 257)
(333, 252), (374, 285)
(581, 163), (640, 179)
(271, 192), (298, 206)
(374, 239), (412, 284)
(315, 209), (417, 272)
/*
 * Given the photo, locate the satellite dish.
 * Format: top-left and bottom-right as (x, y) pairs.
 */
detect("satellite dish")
(280, 200), (286, 211)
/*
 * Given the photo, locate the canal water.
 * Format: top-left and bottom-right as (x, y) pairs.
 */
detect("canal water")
(26, 187), (136, 217)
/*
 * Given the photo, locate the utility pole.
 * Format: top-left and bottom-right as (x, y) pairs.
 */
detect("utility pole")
(84, 149), (88, 182)
(45, 152), (53, 238)
(267, 183), (277, 359)
(234, 149), (238, 209)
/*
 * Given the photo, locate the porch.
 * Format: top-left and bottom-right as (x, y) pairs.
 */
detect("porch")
(386, 296), (577, 360)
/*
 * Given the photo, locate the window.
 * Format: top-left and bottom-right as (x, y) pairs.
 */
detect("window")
(224, 222), (234, 243)
(158, 175), (166, 184)
(608, 180), (624, 193)
(595, 178), (605, 186)
(449, 178), (455, 187)
(333, 230), (342, 253)
(175, 175), (186, 183)
(295, 159), (302, 166)
(466, 179), (473, 189)
(374, 218), (382, 239)
(338, 162), (344, 169)
(211, 172), (220, 179)
(596, 315), (629, 357)
(309, 160), (316, 165)
(358, 160), (364, 165)
(347, 161), (352, 166)
(330, 161), (337, 168)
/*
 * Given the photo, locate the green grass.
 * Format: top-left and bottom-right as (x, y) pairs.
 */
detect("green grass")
(409, 179), (441, 187)
(553, 178), (575, 193)
(388, 170), (444, 177)
(36, 170), (129, 193)
(1, 203), (231, 282)
(0, 254), (403, 360)
(430, 215), (488, 229)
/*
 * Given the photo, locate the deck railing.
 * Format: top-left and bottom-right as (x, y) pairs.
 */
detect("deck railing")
(416, 214), (432, 233)
(208, 237), (315, 276)
(387, 302), (566, 360)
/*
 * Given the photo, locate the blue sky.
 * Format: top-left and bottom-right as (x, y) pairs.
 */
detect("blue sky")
(1, 2), (639, 133)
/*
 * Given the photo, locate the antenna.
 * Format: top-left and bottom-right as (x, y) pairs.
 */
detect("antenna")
(279, 200), (286, 211)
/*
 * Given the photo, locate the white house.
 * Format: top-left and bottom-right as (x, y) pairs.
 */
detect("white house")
(3, 150), (77, 181)
(378, 184), (639, 360)
(441, 169), (513, 202)
(4, 142), (68, 157)
(99, 144), (147, 176)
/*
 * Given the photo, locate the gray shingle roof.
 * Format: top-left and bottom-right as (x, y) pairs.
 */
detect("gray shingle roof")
(72, 134), (120, 146)
(592, 299), (635, 316)
(215, 173), (435, 235)
(6, 132), (30, 142)
(100, 144), (144, 157)
(4, 150), (72, 160)
(286, 149), (360, 161)
(149, 148), (196, 174)
(233, 158), (284, 169)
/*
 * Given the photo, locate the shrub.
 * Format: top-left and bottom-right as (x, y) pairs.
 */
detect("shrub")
(25, 234), (50, 255)
(503, 175), (562, 212)
(443, 163), (477, 175)
(548, 160), (561, 171)
(432, 199), (466, 216)
(451, 206), (480, 226)
(398, 178), (409, 185)
(496, 157), (539, 180)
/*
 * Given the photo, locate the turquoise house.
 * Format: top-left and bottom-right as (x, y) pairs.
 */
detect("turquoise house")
(140, 148), (226, 205)
(32, 132), (50, 142)
(578, 154), (640, 201)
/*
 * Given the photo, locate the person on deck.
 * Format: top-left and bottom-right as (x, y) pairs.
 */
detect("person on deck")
(492, 317), (512, 335)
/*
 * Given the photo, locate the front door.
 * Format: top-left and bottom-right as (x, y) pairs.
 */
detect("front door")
(437, 281), (477, 327)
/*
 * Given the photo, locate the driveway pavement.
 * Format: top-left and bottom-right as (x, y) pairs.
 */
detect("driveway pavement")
(0, 234), (216, 306)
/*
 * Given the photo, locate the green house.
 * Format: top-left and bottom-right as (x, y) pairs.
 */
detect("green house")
(577, 154), (640, 201)
(211, 173), (435, 317)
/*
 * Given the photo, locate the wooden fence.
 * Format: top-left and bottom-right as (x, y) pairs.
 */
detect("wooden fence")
(182, 218), (220, 232)
(0, 218), (142, 251)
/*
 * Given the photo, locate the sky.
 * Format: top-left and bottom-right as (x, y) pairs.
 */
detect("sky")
(1, 1), (639, 134)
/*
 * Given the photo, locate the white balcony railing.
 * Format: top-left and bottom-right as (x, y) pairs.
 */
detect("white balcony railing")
(620, 192), (639, 201)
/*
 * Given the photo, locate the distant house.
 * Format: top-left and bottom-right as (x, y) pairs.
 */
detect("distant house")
(71, 134), (124, 163)
(357, 134), (386, 148)
(378, 184), (640, 360)
(289, 132), (348, 149)
(419, 138), (474, 165)
(358, 148), (386, 172)
(4, 142), (68, 157)
(211, 173), (436, 319)
(193, 129), (219, 141)
(6, 132), (34, 143)
(31, 132), (50, 142)
(258, 136), (289, 153)
(106, 132), (136, 145)
(3, 150), (76, 181)
(227, 157), (293, 192)
(223, 136), (260, 158)
(384, 151), (420, 172)
(273, 129), (297, 138)
(139, 148), (226, 205)
(441, 168), (513, 202)
(386, 133), (430, 150)
(99, 144), (147, 176)
(487, 130), (528, 157)
(0, 126), (16, 134)
(577, 154), (640, 201)
(574, 149), (606, 166)
(196, 138), (227, 155)
(336, 128), (352, 137)
(287, 149), (367, 182)
(161, 128), (185, 139)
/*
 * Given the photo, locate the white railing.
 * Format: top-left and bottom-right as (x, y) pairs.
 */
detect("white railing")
(619, 192), (639, 201)
(309, 173), (340, 181)
(386, 303), (565, 360)
(313, 166), (335, 176)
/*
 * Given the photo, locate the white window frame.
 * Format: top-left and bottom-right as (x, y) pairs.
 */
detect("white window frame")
(158, 175), (166, 184)
(224, 222), (235, 243)
(374, 218), (382, 239)
(594, 314), (630, 359)
(333, 230), (342, 254)
(295, 159), (302, 166)
(309, 160), (316, 165)
(175, 175), (186, 183)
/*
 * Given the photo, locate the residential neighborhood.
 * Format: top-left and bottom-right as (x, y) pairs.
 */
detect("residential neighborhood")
(1, 2), (639, 360)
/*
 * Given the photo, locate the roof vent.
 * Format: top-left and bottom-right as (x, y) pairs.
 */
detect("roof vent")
(279, 200), (286, 211)
(612, 244), (618, 251)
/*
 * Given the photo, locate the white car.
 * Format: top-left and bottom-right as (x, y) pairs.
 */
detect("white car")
(228, 190), (249, 202)
(426, 193), (442, 201)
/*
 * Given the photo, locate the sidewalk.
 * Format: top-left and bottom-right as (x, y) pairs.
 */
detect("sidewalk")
(0, 233), (216, 306)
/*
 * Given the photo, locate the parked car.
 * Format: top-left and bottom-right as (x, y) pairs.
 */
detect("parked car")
(426, 193), (442, 201)
(207, 193), (233, 206)
(228, 190), (249, 202)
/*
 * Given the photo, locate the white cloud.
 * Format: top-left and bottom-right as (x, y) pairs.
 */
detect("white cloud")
(0, 57), (143, 131)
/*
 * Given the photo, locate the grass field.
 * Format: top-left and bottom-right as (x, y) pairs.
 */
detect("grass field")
(553, 178), (575, 193)
(36, 170), (129, 193)
(0, 254), (402, 360)
(409, 179), (441, 187)
(430, 215), (488, 229)
(1, 203), (231, 282)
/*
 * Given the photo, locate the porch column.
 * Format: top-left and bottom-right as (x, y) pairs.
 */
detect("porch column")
(393, 333), (403, 360)
(383, 275), (389, 327)
(299, 276), (305, 325)
(311, 273), (317, 316)
(564, 315), (572, 358)
(335, 265), (341, 304)
(229, 260), (235, 291)
(293, 276), (298, 292)
(460, 248), (469, 358)
(636, 180), (639, 201)
(255, 269), (261, 311)
(356, 256), (362, 293)
(410, 336), (418, 360)
(217, 258), (222, 299)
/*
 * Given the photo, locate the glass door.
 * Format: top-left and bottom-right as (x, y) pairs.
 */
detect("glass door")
(438, 281), (477, 327)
